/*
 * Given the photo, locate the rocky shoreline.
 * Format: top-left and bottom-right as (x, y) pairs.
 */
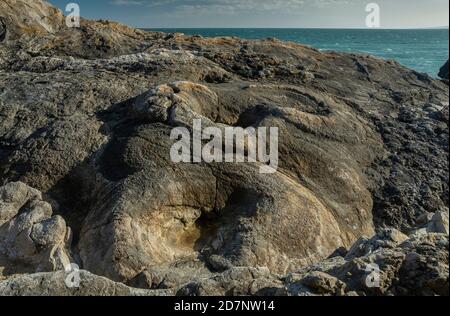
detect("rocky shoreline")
(0, 0), (448, 296)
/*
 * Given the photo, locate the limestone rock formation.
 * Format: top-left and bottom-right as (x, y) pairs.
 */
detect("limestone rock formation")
(0, 182), (71, 275)
(0, 0), (448, 296)
(0, 0), (159, 59)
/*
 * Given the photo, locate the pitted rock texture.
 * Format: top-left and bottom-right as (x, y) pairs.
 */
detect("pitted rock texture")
(0, 0), (448, 296)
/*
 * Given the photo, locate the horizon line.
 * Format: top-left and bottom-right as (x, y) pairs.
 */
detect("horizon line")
(140, 27), (450, 30)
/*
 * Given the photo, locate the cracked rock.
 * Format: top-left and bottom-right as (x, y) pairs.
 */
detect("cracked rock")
(0, 182), (72, 275)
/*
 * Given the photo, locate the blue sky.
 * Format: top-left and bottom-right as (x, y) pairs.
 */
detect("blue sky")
(48, 0), (450, 28)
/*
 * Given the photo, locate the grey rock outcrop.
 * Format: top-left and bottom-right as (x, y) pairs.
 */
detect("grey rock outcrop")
(177, 231), (448, 296)
(439, 60), (449, 80)
(2, 228), (446, 296)
(0, 0), (448, 296)
(176, 267), (283, 296)
(0, 0), (63, 40)
(345, 228), (409, 260)
(427, 211), (449, 234)
(281, 271), (348, 296)
(78, 78), (377, 282)
(0, 0), (158, 59)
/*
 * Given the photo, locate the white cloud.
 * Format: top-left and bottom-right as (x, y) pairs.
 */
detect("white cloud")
(110, 0), (350, 14)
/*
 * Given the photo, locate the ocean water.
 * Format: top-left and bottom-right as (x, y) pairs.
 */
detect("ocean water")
(148, 28), (449, 77)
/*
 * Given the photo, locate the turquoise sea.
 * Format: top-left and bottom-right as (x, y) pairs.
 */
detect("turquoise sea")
(148, 29), (449, 77)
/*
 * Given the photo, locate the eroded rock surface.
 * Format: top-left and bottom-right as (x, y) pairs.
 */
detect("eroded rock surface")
(0, 18), (6, 42)
(0, 182), (71, 275)
(0, 270), (172, 296)
(0, 0), (448, 296)
(178, 230), (449, 296)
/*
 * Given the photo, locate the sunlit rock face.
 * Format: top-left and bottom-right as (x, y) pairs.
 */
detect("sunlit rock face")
(0, 0), (448, 294)
(0, 182), (72, 275)
(0, 0), (64, 40)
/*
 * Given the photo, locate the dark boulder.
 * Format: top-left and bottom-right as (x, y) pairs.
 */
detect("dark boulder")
(0, 18), (6, 42)
(439, 60), (449, 80)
